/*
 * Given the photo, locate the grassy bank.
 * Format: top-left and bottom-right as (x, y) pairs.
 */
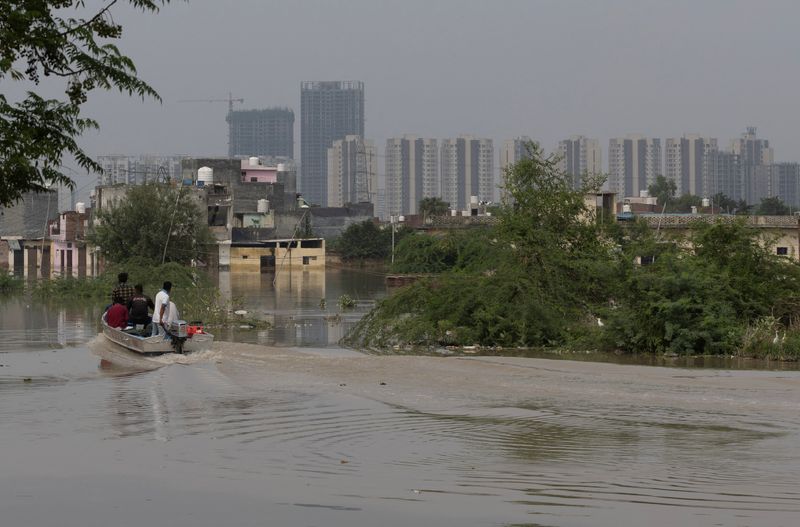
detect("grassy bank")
(18, 260), (266, 329)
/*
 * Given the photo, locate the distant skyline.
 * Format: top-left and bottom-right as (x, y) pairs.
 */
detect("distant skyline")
(7, 0), (799, 197)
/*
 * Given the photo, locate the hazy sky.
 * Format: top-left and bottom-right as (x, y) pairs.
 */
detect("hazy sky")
(23, 0), (800, 193)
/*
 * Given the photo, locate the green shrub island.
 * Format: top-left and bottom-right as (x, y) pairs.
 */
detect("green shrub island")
(345, 144), (800, 359)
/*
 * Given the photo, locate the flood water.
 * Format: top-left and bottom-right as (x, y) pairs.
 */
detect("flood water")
(2, 268), (800, 527)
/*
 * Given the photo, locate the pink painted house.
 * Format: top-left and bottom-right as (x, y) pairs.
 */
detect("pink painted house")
(241, 158), (278, 183)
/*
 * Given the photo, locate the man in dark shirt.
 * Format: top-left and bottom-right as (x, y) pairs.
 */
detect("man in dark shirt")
(111, 272), (135, 306)
(127, 284), (154, 326)
(106, 300), (129, 329)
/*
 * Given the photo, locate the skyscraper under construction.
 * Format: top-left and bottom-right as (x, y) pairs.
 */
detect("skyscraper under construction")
(228, 107), (294, 159)
(300, 81), (364, 206)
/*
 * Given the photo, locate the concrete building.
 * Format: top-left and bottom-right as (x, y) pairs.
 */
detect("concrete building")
(49, 210), (98, 278)
(97, 154), (185, 186)
(385, 136), (439, 216)
(500, 136), (537, 200)
(771, 163), (800, 210)
(327, 135), (377, 208)
(664, 135), (718, 196)
(730, 127), (774, 205)
(710, 150), (744, 201)
(228, 238), (325, 273)
(300, 81), (365, 206)
(440, 136), (494, 211)
(556, 136), (602, 189)
(732, 127), (773, 167)
(608, 136), (662, 199)
(228, 108), (294, 159)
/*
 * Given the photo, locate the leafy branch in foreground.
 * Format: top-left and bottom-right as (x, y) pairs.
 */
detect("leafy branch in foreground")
(0, 1), (171, 206)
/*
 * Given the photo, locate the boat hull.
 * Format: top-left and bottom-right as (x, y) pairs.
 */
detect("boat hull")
(101, 317), (214, 355)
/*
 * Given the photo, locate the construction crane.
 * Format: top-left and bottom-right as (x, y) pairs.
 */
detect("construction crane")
(178, 92), (244, 155)
(178, 92), (244, 118)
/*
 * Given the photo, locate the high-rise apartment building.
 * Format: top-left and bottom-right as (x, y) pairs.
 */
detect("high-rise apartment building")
(732, 127), (773, 167)
(710, 150), (744, 201)
(228, 108), (294, 159)
(300, 81), (365, 206)
(440, 136), (494, 211)
(97, 155), (185, 186)
(664, 135), (718, 196)
(385, 136), (439, 216)
(607, 136), (662, 198)
(731, 127), (774, 205)
(326, 135), (377, 208)
(770, 163), (800, 209)
(500, 136), (537, 199)
(556, 136), (602, 189)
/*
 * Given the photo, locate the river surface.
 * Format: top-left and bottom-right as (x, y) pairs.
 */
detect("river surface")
(1, 268), (800, 527)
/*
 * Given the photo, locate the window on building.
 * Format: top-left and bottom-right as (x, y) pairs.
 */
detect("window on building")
(242, 255), (249, 259)
(777, 247), (789, 256)
(302, 256), (310, 265)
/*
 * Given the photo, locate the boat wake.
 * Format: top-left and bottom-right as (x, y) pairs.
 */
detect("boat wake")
(88, 335), (222, 371)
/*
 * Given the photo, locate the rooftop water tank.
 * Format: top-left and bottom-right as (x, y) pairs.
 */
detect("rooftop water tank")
(470, 195), (479, 205)
(257, 199), (269, 213)
(277, 163), (286, 172)
(249, 156), (259, 167)
(702, 198), (710, 207)
(640, 190), (650, 198)
(622, 204), (632, 214)
(75, 202), (86, 214)
(197, 166), (214, 185)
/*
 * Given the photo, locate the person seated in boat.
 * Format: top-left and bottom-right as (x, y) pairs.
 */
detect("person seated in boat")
(151, 281), (172, 337)
(106, 299), (129, 329)
(111, 272), (135, 306)
(127, 284), (154, 329)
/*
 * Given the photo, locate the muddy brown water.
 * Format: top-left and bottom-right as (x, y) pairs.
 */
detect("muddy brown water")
(2, 268), (800, 526)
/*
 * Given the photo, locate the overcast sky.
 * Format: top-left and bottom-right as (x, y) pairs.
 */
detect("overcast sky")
(33, 0), (800, 193)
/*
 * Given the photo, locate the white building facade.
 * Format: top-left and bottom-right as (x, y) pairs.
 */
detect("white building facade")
(385, 136), (439, 216)
(664, 135), (718, 196)
(326, 135), (377, 208)
(607, 136), (662, 198)
(440, 136), (494, 211)
(556, 136), (602, 189)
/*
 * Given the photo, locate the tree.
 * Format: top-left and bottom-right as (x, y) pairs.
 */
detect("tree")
(648, 175), (676, 208)
(330, 220), (412, 261)
(756, 196), (791, 216)
(0, 1), (171, 206)
(419, 197), (449, 221)
(89, 183), (214, 265)
(711, 193), (738, 214)
(667, 193), (702, 213)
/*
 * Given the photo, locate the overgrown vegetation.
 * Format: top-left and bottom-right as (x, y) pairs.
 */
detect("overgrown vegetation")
(346, 144), (800, 360)
(0, 273), (22, 292)
(25, 259), (265, 328)
(329, 220), (412, 261)
(89, 183), (214, 265)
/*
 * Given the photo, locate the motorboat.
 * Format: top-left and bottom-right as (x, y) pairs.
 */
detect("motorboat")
(101, 313), (214, 355)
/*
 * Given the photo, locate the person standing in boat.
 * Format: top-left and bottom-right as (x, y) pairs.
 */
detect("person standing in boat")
(111, 272), (135, 306)
(128, 284), (155, 329)
(152, 281), (172, 337)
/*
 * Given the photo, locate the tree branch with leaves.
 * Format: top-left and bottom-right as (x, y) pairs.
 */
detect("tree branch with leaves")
(0, 0), (171, 206)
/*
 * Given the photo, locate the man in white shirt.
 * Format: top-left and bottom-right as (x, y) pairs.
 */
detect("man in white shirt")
(151, 281), (172, 337)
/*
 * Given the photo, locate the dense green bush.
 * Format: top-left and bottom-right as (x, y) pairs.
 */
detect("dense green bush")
(0, 273), (23, 292)
(329, 220), (412, 261)
(390, 228), (495, 274)
(347, 143), (800, 358)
